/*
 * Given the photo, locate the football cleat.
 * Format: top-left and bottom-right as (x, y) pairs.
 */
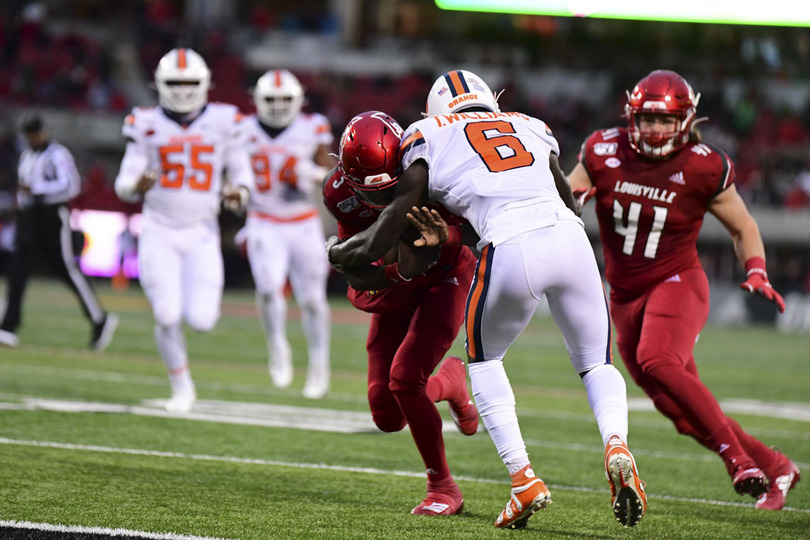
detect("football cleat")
(90, 313), (118, 352)
(604, 436), (647, 527)
(0, 328), (20, 348)
(437, 357), (479, 435)
(302, 366), (329, 399)
(269, 354), (293, 389)
(165, 385), (196, 414)
(730, 462), (768, 498)
(494, 465), (551, 529)
(756, 451), (800, 511)
(411, 488), (464, 516)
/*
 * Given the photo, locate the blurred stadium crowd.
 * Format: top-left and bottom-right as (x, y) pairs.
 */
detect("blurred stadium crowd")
(1, 0), (809, 327)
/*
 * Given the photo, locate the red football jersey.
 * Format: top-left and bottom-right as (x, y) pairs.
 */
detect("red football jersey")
(322, 168), (475, 313)
(579, 127), (735, 301)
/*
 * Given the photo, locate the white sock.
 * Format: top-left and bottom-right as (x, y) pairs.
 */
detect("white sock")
(154, 323), (192, 394)
(256, 291), (291, 365)
(300, 300), (330, 379)
(469, 360), (530, 474)
(582, 364), (629, 445)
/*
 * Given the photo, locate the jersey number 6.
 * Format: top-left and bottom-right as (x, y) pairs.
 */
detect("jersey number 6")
(464, 120), (534, 173)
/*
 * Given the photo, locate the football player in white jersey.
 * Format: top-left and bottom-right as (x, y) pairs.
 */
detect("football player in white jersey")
(114, 48), (253, 413)
(240, 69), (335, 399)
(329, 70), (646, 529)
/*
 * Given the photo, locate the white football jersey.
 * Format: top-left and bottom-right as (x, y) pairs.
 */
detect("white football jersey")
(242, 113), (333, 220)
(400, 111), (580, 249)
(116, 103), (252, 226)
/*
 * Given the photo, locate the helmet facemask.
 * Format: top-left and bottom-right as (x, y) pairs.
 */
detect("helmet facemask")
(628, 110), (694, 158)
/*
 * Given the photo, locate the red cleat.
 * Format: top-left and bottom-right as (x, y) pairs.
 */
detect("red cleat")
(756, 450), (801, 511)
(730, 461), (768, 498)
(436, 357), (479, 435)
(411, 485), (464, 516)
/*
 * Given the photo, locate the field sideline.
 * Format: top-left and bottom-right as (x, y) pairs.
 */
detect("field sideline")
(0, 278), (808, 539)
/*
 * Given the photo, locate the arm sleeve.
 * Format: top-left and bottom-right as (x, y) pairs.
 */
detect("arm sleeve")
(224, 114), (254, 190)
(115, 141), (149, 203)
(37, 147), (81, 199)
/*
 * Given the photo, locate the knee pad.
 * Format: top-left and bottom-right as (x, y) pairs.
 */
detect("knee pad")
(152, 304), (182, 328)
(185, 310), (219, 333)
(388, 364), (427, 396)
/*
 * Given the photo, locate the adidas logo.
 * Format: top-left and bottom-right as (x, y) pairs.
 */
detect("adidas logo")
(665, 274), (681, 283)
(775, 472), (796, 494)
(421, 502), (450, 513)
(445, 277), (459, 286)
(668, 171), (686, 185)
(718, 443), (730, 454)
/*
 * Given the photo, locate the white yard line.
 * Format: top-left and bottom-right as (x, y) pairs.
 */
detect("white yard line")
(0, 436), (807, 515)
(0, 520), (230, 540)
(0, 397), (463, 434)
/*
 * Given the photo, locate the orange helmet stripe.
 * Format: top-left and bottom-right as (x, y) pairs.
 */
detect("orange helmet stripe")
(445, 70), (470, 97)
(177, 48), (187, 69)
(274, 70), (283, 87)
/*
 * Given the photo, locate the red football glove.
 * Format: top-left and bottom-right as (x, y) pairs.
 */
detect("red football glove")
(573, 186), (596, 207)
(740, 257), (785, 313)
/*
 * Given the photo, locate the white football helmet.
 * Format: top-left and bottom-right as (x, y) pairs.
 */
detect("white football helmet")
(254, 69), (304, 128)
(426, 69), (500, 116)
(154, 48), (211, 114)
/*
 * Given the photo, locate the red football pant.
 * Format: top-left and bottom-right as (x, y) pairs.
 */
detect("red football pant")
(611, 268), (770, 468)
(366, 271), (472, 481)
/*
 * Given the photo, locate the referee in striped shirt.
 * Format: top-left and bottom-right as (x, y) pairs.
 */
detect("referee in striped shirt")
(0, 115), (117, 350)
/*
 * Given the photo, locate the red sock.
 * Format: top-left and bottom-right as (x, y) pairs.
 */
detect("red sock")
(727, 418), (778, 472)
(393, 389), (451, 480)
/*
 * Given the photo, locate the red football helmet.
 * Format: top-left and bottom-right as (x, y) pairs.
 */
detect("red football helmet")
(625, 70), (700, 158)
(339, 111), (404, 209)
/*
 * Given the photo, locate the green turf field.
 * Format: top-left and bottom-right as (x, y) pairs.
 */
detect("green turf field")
(0, 278), (808, 539)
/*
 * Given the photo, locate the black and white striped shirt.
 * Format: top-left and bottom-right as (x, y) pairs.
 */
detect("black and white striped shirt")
(17, 140), (81, 208)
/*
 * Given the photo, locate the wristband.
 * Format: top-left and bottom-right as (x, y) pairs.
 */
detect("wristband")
(446, 226), (463, 245)
(384, 263), (412, 284)
(744, 256), (768, 278)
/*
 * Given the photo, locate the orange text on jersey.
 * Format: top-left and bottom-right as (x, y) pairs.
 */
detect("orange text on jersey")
(168, 134), (205, 144)
(433, 111), (529, 128)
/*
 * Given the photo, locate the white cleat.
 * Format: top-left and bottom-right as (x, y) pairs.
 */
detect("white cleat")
(269, 356), (293, 389)
(0, 329), (20, 347)
(302, 372), (329, 399)
(90, 313), (119, 352)
(165, 388), (196, 413)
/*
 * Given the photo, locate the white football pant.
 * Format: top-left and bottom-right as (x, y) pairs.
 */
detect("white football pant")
(467, 220), (629, 472)
(246, 216), (330, 389)
(138, 215), (223, 395)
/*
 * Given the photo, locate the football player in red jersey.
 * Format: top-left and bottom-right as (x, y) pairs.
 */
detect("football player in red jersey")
(568, 69), (799, 510)
(322, 111), (479, 516)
